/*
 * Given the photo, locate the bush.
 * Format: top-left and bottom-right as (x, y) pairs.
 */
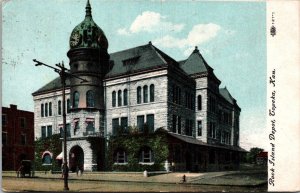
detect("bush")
(34, 134), (62, 171)
(107, 131), (168, 171)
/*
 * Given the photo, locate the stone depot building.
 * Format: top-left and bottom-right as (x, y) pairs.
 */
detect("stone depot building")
(32, 0), (246, 172)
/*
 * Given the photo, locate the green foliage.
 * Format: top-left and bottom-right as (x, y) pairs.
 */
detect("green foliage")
(107, 131), (169, 171)
(246, 147), (264, 164)
(34, 134), (62, 171)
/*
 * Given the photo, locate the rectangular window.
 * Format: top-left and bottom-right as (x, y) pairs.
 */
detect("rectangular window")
(112, 118), (119, 135)
(137, 115), (145, 132)
(2, 132), (7, 145)
(178, 116), (181, 134)
(221, 132), (225, 144)
(58, 100), (62, 115)
(185, 119), (189, 135)
(41, 126), (46, 138)
(112, 91), (116, 107)
(74, 121), (80, 135)
(189, 120), (194, 136)
(21, 134), (26, 145)
(146, 114), (154, 132)
(2, 114), (7, 126)
(197, 120), (202, 136)
(41, 104), (44, 117)
(47, 125), (52, 137)
(178, 88), (181, 105)
(67, 99), (70, 114)
(172, 115), (177, 133)
(123, 89), (128, 106)
(66, 123), (71, 137)
(20, 117), (26, 129)
(121, 117), (128, 133)
(116, 151), (126, 163)
(60, 127), (63, 138)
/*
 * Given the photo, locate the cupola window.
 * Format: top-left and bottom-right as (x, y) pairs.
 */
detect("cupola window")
(73, 91), (80, 108)
(86, 90), (95, 107)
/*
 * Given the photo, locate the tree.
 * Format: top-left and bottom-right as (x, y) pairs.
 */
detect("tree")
(246, 147), (264, 164)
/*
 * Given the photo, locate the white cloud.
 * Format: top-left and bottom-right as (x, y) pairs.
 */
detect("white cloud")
(186, 23), (221, 46)
(117, 28), (131, 36)
(152, 35), (186, 49)
(117, 11), (184, 35)
(153, 23), (221, 56)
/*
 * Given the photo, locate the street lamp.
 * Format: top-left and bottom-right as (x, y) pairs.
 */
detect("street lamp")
(33, 59), (87, 191)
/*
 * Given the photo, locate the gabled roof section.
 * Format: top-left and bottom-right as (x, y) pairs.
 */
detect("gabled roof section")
(106, 42), (178, 78)
(180, 46), (211, 75)
(32, 77), (70, 96)
(219, 87), (237, 106)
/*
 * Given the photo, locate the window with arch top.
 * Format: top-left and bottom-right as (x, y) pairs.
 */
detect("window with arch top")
(86, 90), (95, 107)
(49, 102), (52, 116)
(137, 86), (141, 104)
(73, 91), (80, 108)
(112, 91), (116, 107)
(118, 90), (122, 106)
(41, 103), (44, 117)
(45, 103), (48, 117)
(143, 85), (148, 103)
(123, 89), (128, 106)
(150, 84), (155, 102)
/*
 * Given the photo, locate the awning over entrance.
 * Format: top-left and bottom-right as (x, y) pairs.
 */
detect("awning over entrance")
(42, 151), (53, 158)
(85, 118), (94, 122)
(56, 152), (63, 160)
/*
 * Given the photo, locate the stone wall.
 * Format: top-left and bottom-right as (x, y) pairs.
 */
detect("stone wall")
(105, 69), (168, 134)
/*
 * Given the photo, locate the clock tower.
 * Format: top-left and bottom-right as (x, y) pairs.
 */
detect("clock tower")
(66, 0), (109, 171)
(67, 0), (109, 112)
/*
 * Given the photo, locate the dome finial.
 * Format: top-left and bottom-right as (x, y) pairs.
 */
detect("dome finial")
(193, 46), (199, 53)
(85, 0), (92, 18)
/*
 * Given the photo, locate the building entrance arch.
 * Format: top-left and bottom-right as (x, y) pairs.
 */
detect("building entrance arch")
(69, 145), (84, 172)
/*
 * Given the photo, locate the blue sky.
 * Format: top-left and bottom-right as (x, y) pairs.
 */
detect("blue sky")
(2, 0), (266, 150)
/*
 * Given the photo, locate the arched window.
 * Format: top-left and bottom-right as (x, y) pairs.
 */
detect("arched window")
(58, 100), (62, 115)
(150, 84), (154, 102)
(86, 90), (95, 107)
(41, 104), (44, 117)
(67, 99), (70, 113)
(139, 146), (153, 163)
(118, 90), (122, 106)
(42, 153), (52, 165)
(123, 89), (128, 106)
(198, 95), (202, 110)
(114, 149), (127, 164)
(45, 103), (48, 117)
(73, 91), (79, 108)
(112, 91), (116, 107)
(137, 87), (141, 104)
(49, 102), (52, 116)
(143, 85), (148, 103)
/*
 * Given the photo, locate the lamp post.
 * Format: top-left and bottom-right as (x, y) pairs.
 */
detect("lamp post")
(33, 59), (87, 191)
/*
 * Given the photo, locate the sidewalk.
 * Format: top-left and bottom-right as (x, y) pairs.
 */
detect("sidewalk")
(2, 169), (267, 186)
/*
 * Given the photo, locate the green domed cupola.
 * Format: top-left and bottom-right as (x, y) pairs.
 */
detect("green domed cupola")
(69, 0), (108, 50)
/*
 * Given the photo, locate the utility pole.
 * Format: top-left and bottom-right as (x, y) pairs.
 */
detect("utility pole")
(33, 59), (87, 191)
